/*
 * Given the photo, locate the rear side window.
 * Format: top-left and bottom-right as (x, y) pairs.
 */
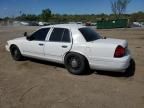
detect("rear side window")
(31, 28), (50, 41)
(49, 28), (71, 42)
(61, 29), (70, 42)
(79, 27), (101, 42)
(49, 28), (64, 42)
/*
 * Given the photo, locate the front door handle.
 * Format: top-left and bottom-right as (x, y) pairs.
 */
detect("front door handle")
(62, 45), (68, 48)
(39, 43), (44, 46)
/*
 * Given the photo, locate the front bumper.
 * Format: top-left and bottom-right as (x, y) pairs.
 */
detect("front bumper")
(5, 45), (10, 52)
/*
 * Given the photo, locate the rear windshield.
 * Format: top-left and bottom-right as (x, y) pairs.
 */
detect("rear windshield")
(79, 27), (101, 42)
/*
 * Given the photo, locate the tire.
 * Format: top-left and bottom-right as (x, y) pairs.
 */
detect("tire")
(64, 52), (89, 75)
(10, 45), (23, 61)
(124, 59), (135, 77)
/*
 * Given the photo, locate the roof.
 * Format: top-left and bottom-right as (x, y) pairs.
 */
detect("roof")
(42, 24), (85, 30)
(41, 24), (87, 43)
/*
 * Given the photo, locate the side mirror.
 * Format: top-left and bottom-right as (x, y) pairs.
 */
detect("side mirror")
(24, 32), (27, 36)
(24, 32), (31, 41)
(26, 36), (30, 40)
(103, 36), (107, 39)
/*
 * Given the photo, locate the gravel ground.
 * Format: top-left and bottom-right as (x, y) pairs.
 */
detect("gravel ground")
(0, 26), (144, 108)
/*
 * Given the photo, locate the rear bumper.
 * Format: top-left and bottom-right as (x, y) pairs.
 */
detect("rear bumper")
(89, 54), (131, 72)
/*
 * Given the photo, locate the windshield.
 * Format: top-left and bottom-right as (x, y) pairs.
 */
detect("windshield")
(79, 27), (101, 42)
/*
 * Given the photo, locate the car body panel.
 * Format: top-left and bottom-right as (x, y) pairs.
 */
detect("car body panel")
(21, 40), (45, 58)
(44, 42), (72, 63)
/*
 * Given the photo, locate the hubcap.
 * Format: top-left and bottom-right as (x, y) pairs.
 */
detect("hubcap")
(71, 59), (79, 68)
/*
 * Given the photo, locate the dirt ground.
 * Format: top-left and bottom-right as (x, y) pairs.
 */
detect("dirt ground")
(0, 26), (144, 108)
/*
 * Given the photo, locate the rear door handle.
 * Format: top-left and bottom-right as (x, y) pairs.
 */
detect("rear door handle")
(39, 43), (44, 46)
(62, 45), (68, 48)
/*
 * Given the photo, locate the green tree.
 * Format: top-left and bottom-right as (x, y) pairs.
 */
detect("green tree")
(40, 8), (52, 22)
(130, 11), (144, 22)
(16, 14), (38, 21)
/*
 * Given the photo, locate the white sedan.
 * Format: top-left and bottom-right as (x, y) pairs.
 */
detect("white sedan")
(5, 24), (131, 75)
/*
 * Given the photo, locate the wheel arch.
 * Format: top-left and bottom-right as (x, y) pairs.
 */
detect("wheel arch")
(9, 44), (22, 53)
(10, 44), (18, 50)
(63, 51), (90, 66)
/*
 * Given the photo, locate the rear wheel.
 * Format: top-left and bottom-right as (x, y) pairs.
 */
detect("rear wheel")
(124, 59), (135, 77)
(10, 45), (23, 61)
(64, 53), (89, 75)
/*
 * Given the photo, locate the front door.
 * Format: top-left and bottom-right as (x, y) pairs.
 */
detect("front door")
(22, 28), (50, 58)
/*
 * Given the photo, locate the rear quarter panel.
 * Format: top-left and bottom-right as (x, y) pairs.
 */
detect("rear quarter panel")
(71, 42), (117, 67)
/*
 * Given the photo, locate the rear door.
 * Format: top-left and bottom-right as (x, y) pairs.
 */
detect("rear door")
(44, 28), (72, 63)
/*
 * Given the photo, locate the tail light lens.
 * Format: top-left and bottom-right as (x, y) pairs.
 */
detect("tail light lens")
(114, 46), (125, 58)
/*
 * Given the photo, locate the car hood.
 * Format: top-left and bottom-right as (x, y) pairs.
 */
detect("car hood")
(12, 37), (26, 41)
(91, 38), (128, 47)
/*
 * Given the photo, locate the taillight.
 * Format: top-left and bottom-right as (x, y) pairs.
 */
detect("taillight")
(114, 46), (125, 58)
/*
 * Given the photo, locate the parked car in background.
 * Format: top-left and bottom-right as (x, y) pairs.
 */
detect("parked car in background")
(20, 21), (39, 26)
(38, 22), (50, 26)
(85, 22), (92, 26)
(5, 24), (132, 75)
(131, 22), (144, 27)
(20, 21), (29, 26)
(29, 21), (39, 26)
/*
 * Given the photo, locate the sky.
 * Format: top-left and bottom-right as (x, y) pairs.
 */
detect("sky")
(0, 0), (144, 17)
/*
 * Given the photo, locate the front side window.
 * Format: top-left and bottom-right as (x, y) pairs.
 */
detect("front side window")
(30, 28), (50, 41)
(49, 28), (71, 42)
(79, 27), (101, 42)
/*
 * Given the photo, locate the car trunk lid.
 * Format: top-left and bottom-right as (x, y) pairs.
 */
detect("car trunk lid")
(91, 38), (128, 48)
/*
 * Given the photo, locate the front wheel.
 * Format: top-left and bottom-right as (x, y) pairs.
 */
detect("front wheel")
(10, 45), (23, 61)
(64, 53), (89, 75)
